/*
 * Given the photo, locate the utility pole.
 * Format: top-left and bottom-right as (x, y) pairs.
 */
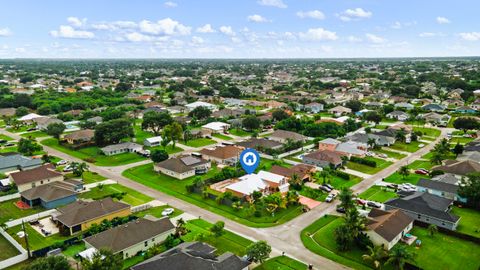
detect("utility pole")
(22, 220), (31, 258)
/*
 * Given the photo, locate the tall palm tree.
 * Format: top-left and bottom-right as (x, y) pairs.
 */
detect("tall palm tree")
(429, 151), (444, 165)
(362, 245), (388, 269)
(385, 245), (416, 270)
(367, 138), (377, 149)
(289, 173), (301, 186)
(344, 208), (366, 238)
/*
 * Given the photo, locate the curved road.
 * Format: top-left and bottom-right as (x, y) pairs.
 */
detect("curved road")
(1, 127), (450, 269)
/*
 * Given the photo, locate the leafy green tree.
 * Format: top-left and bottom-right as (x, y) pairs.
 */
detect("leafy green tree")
(395, 130), (406, 143)
(362, 245), (388, 269)
(398, 166), (410, 179)
(72, 162), (88, 177)
(338, 187), (355, 211)
(15, 106), (29, 117)
(142, 111), (173, 135)
(94, 118), (134, 146)
(151, 149), (169, 163)
(385, 245), (416, 270)
(363, 111), (382, 124)
(82, 249), (123, 270)
(453, 143), (464, 157)
(188, 106), (212, 119)
(429, 151), (444, 165)
(45, 122), (66, 139)
(242, 115), (261, 131)
(175, 218), (188, 236)
(427, 224), (438, 237)
(345, 100), (363, 113)
(114, 82), (132, 92)
(453, 117), (480, 133)
(246, 241), (272, 263)
(334, 223), (354, 251)
(162, 122), (183, 148)
(458, 173), (480, 209)
(24, 255), (72, 270)
(272, 109), (289, 121)
(209, 221), (225, 237)
(17, 138), (42, 156)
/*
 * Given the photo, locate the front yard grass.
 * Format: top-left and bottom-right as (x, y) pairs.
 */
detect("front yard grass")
(19, 131), (49, 139)
(449, 136), (475, 145)
(318, 174), (363, 190)
(358, 185), (398, 203)
(41, 138), (146, 166)
(384, 172), (426, 185)
(148, 145), (184, 155)
(346, 157), (392, 175)
(450, 206), (480, 237)
(255, 256), (307, 270)
(212, 133), (233, 141)
(373, 148), (407, 160)
(0, 199), (44, 224)
(0, 134), (14, 141)
(229, 128), (252, 137)
(413, 127), (441, 137)
(134, 205), (183, 219)
(183, 138), (217, 148)
(81, 171), (107, 184)
(0, 233), (19, 261)
(80, 183), (153, 206)
(122, 163), (302, 227)
(388, 141), (423, 153)
(408, 160), (434, 170)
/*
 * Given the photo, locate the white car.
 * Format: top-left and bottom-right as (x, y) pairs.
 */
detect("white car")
(418, 144), (425, 148)
(63, 165), (74, 172)
(161, 208), (175, 216)
(325, 194), (335, 203)
(56, 160), (68, 166)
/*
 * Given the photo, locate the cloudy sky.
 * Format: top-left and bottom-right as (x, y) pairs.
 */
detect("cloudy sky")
(0, 0), (479, 58)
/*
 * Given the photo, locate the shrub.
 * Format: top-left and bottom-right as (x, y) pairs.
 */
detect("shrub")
(333, 170), (350, 180)
(350, 156), (377, 167)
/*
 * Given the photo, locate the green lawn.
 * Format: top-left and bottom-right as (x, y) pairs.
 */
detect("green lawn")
(181, 219), (253, 256)
(133, 123), (155, 144)
(122, 163), (302, 227)
(298, 186), (328, 202)
(212, 133), (233, 141)
(183, 138), (217, 147)
(0, 233), (19, 261)
(4, 260), (33, 270)
(81, 171), (108, 184)
(388, 141), (423, 153)
(229, 128), (252, 137)
(346, 157), (392, 175)
(0, 134), (14, 141)
(0, 199), (44, 224)
(373, 148), (407, 160)
(408, 160), (434, 170)
(449, 136), (475, 145)
(19, 131), (49, 139)
(41, 138), (146, 166)
(80, 183), (153, 206)
(62, 242), (85, 258)
(135, 205), (184, 219)
(405, 227), (480, 270)
(359, 186), (398, 203)
(384, 172), (426, 185)
(6, 126), (31, 133)
(450, 206), (480, 237)
(301, 215), (371, 270)
(149, 145), (184, 155)
(255, 256), (307, 270)
(314, 174), (363, 190)
(413, 127), (441, 137)
(9, 223), (74, 251)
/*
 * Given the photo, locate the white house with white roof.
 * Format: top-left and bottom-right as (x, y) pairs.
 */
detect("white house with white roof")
(225, 170), (289, 199)
(185, 101), (217, 111)
(202, 122), (231, 133)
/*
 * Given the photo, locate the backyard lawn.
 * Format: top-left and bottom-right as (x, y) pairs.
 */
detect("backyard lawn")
(41, 138), (146, 166)
(183, 138), (217, 148)
(229, 128), (252, 137)
(346, 157), (392, 175)
(148, 145), (184, 155)
(0, 199), (44, 224)
(255, 256), (307, 270)
(384, 172), (426, 185)
(388, 141), (423, 153)
(0, 234), (19, 261)
(450, 206), (480, 237)
(122, 163), (302, 227)
(359, 185), (398, 203)
(373, 148), (406, 160)
(9, 223), (74, 251)
(80, 183), (153, 206)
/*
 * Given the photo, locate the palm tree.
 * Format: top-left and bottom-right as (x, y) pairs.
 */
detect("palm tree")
(73, 162), (89, 177)
(175, 218), (187, 236)
(338, 187), (355, 210)
(429, 151), (444, 165)
(427, 224), (438, 237)
(289, 173), (301, 186)
(395, 131), (406, 143)
(398, 166), (409, 180)
(385, 245), (416, 270)
(367, 138), (377, 149)
(362, 245), (388, 269)
(344, 208), (366, 238)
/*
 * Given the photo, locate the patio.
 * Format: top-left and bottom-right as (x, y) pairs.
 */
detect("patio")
(401, 233), (418, 246)
(30, 217), (59, 237)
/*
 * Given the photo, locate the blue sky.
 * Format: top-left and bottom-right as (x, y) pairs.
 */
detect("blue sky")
(0, 0), (479, 58)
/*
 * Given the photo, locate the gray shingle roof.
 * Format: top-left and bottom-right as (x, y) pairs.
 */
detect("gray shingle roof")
(0, 154), (43, 170)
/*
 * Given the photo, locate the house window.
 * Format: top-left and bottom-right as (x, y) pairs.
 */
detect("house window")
(40, 180), (44, 184)
(417, 214), (421, 219)
(144, 241), (148, 247)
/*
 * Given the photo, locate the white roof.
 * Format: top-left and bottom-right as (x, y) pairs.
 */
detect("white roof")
(257, 170), (285, 184)
(336, 116), (350, 123)
(18, 113), (43, 121)
(145, 136), (163, 143)
(0, 178), (11, 186)
(78, 247), (101, 261)
(228, 174), (267, 195)
(202, 122), (230, 131)
(185, 101), (216, 109)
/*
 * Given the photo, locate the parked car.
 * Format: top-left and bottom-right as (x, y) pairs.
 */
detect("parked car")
(418, 143), (425, 148)
(319, 185), (332, 192)
(367, 201), (382, 208)
(325, 194), (335, 203)
(377, 153), (388, 158)
(323, 183), (334, 190)
(161, 208), (175, 216)
(56, 160), (68, 166)
(0, 139), (7, 144)
(356, 198), (367, 205)
(414, 169), (429, 175)
(63, 165), (74, 172)
(336, 206), (346, 213)
(4, 143), (15, 147)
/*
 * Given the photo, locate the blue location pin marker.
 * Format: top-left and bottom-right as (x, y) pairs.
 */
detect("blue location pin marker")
(240, 148), (260, 174)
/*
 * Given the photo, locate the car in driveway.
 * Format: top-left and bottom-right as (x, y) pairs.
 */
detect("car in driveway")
(323, 183), (334, 190)
(325, 194), (335, 203)
(356, 198), (367, 205)
(56, 160), (68, 166)
(319, 185), (332, 192)
(415, 169), (429, 175)
(161, 208), (175, 216)
(336, 206), (346, 213)
(63, 165), (74, 172)
(367, 201), (382, 208)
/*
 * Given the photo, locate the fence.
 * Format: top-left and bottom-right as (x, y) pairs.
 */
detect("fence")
(0, 193), (20, 203)
(0, 228), (28, 269)
(5, 209), (58, 228)
(131, 203), (152, 213)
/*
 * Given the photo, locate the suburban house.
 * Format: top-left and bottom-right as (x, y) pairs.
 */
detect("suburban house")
(54, 198), (131, 236)
(304, 102), (324, 113)
(20, 179), (83, 209)
(394, 102), (414, 110)
(185, 101), (217, 111)
(268, 129), (308, 144)
(384, 192), (460, 230)
(455, 106), (477, 114)
(154, 155), (211, 180)
(422, 103), (445, 112)
(302, 150), (343, 168)
(131, 242), (250, 270)
(201, 122), (231, 134)
(100, 142), (143, 156)
(34, 117), (63, 130)
(9, 164), (63, 192)
(0, 108), (15, 117)
(199, 145), (242, 166)
(0, 153), (43, 173)
(318, 138), (367, 158)
(223, 171), (289, 199)
(365, 209), (414, 250)
(270, 164), (316, 182)
(18, 113), (45, 123)
(144, 136), (163, 147)
(345, 132), (394, 147)
(418, 112), (451, 126)
(236, 138), (283, 152)
(386, 111), (410, 121)
(417, 174), (466, 203)
(432, 160), (480, 176)
(83, 218), (175, 259)
(458, 139), (480, 162)
(63, 129), (95, 145)
(328, 106), (352, 116)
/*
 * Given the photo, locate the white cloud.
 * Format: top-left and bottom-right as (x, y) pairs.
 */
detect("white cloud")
(365, 33), (386, 43)
(338, 8), (372, 22)
(436, 17), (450, 24)
(347, 35), (362, 42)
(0, 28), (12, 36)
(459, 32), (480, 41)
(92, 21), (137, 31)
(299, 28), (338, 41)
(139, 18), (191, 35)
(15, 47), (26, 53)
(296, 10), (325, 20)
(125, 32), (154, 42)
(196, 24), (215, 33)
(247, 14), (269, 23)
(67, 17), (86, 27)
(191, 36), (204, 44)
(391, 21), (417, 29)
(220, 26), (235, 36)
(50, 25), (94, 39)
(164, 1), (177, 8)
(257, 0), (287, 8)
(391, 21), (402, 29)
